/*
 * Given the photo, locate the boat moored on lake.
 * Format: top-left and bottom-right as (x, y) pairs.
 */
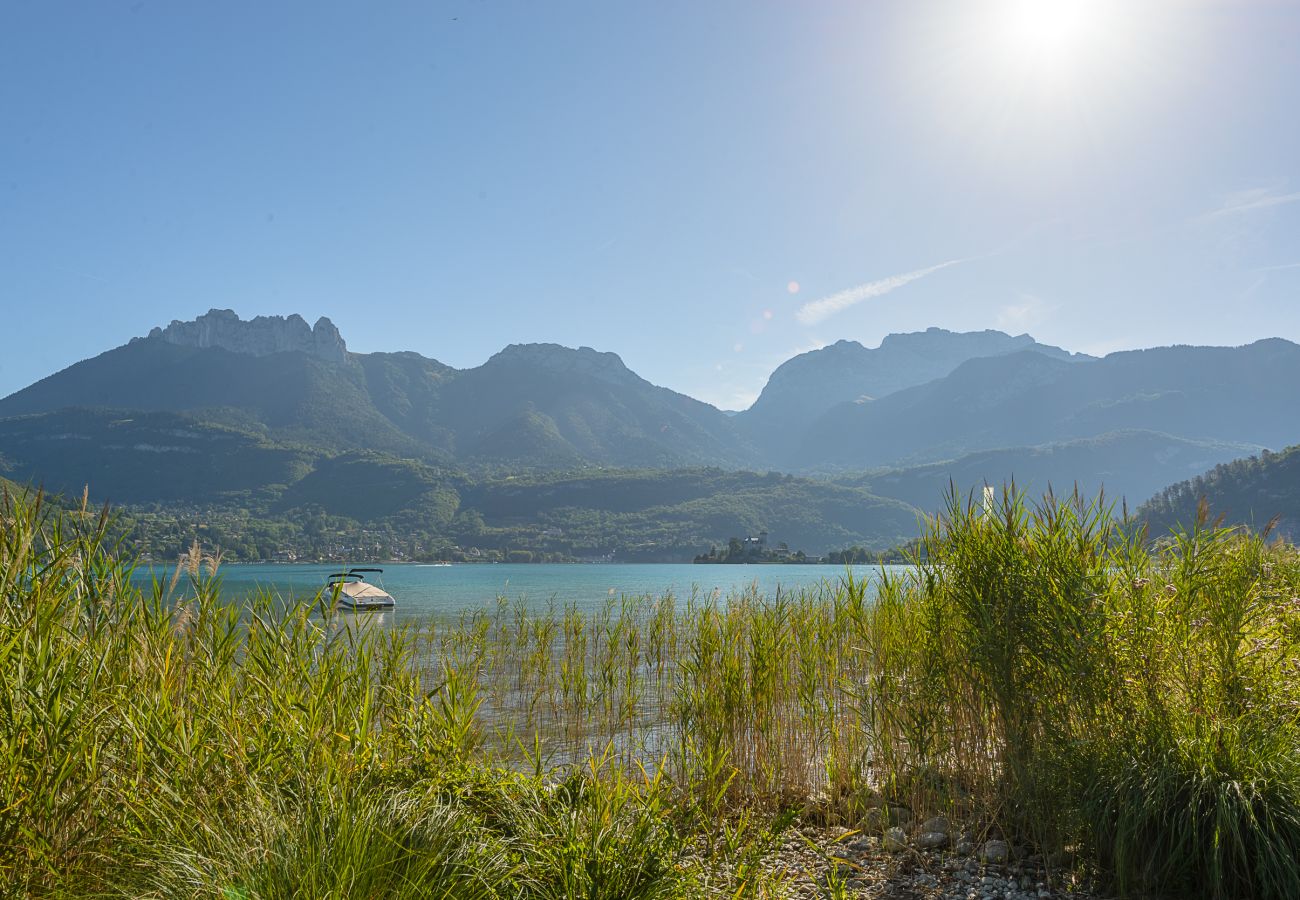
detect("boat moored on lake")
(326, 567), (395, 610)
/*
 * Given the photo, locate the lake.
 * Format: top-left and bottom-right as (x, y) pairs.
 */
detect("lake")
(137, 562), (895, 625)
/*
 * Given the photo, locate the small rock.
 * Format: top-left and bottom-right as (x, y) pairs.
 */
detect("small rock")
(883, 826), (908, 852)
(922, 815), (951, 835)
(955, 840), (975, 856)
(981, 840), (1010, 865)
(917, 830), (950, 849)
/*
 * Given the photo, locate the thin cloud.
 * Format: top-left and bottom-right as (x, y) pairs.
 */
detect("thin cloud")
(1257, 262), (1300, 272)
(796, 258), (968, 325)
(1235, 274), (1268, 303)
(996, 293), (1053, 332)
(1196, 187), (1300, 223)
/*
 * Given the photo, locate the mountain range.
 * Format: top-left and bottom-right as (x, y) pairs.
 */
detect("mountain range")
(734, 328), (1086, 463)
(2, 308), (1295, 557)
(0, 311), (757, 468)
(799, 340), (1300, 470)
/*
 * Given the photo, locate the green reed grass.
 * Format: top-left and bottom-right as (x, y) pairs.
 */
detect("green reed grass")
(437, 487), (1300, 897)
(0, 489), (733, 899)
(4, 483), (1300, 898)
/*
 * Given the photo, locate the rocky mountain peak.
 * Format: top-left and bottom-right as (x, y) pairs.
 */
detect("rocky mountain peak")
(484, 343), (636, 386)
(146, 309), (348, 363)
(878, 326), (1028, 353)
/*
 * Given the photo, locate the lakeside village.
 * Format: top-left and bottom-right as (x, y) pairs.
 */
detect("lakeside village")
(118, 507), (903, 565)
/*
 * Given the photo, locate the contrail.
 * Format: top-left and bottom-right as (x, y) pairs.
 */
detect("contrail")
(796, 257), (969, 325)
(1195, 188), (1300, 223)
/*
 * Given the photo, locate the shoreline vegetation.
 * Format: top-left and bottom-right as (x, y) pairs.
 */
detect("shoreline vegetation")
(4, 485), (1300, 898)
(693, 536), (914, 565)
(64, 461), (919, 566)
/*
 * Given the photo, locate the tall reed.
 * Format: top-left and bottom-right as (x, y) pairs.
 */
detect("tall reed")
(6, 483), (1300, 898)
(0, 488), (725, 898)
(433, 487), (1300, 897)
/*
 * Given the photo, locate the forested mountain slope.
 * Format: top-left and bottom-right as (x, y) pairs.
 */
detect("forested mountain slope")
(1140, 445), (1300, 538)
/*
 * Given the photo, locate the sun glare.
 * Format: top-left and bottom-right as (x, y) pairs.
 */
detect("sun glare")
(1008, 3), (1085, 53)
(900, 0), (1190, 174)
(996, 0), (1106, 74)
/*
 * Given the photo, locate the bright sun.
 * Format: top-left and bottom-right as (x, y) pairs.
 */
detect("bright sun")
(993, 0), (1111, 77)
(1007, 2), (1090, 54)
(914, 0), (1166, 110)
(910, 0), (1186, 161)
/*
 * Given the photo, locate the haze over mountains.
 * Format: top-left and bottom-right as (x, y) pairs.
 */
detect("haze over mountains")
(1, 308), (1295, 556)
(735, 329), (1087, 463)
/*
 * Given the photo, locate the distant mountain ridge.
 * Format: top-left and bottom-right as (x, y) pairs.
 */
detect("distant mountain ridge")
(735, 328), (1087, 463)
(0, 311), (759, 469)
(4, 310), (1300, 551)
(437, 343), (759, 467)
(846, 430), (1261, 512)
(3, 314), (1118, 473)
(794, 340), (1300, 471)
(0, 338), (424, 454)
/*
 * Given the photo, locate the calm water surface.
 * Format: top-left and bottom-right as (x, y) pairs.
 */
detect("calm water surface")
(136, 562), (900, 625)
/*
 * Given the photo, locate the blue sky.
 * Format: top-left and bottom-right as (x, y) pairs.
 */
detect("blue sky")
(2, 1), (1298, 409)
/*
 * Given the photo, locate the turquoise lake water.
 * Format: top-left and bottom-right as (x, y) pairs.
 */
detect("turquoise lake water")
(137, 562), (899, 625)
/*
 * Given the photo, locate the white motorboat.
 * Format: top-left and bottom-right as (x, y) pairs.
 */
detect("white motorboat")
(326, 568), (395, 610)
